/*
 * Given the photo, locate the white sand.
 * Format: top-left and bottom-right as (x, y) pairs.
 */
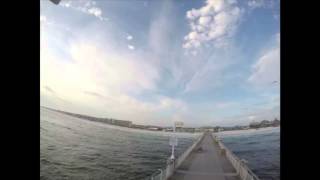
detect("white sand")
(214, 126), (280, 138)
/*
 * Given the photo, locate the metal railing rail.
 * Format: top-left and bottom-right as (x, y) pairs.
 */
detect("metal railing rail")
(146, 133), (205, 180)
(175, 133), (204, 168)
(212, 134), (261, 180)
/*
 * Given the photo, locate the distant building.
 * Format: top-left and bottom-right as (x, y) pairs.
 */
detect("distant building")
(175, 127), (183, 132)
(146, 126), (163, 131)
(110, 119), (132, 127)
(273, 119), (280, 126)
(197, 126), (215, 132)
(185, 128), (196, 133)
(260, 120), (273, 127)
(176, 127), (195, 133)
(131, 124), (147, 129)
(249, 121), (260, 128)
(100, 118), (112, 124)
(165, 128), (173, 132)
(147, 127), (160, 131)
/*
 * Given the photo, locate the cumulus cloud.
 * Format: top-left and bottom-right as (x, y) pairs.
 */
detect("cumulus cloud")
(40, 29), (165, 124)
(128, 45), (135, 50)
(127, 35), (133, 40)
(68, 42), (157, 93)
(247, 0), (279, 9)
(247, 0), (279, 20)
(157, 97), (188, 112)
(41, 0), (279, 126)
(248, 49), (280, 84)
(40, 15), (47, 22)
(88, 7), (102, 17)
(40, 7), (187, 124)
(183, 0), (243, 51)
(248, 33), (280, 86)
(60, 0), (106, 21)
(247, 0), (265, 8)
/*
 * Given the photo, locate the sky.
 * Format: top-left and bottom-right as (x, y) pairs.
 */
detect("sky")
(40, 0), (280, 127)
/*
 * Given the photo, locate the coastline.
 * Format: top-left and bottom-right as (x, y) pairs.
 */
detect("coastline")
(41, 107), (201, 138)
(215, 126), (280, 137)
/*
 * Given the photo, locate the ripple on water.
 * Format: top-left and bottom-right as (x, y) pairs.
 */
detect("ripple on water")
(40, 108), (199, 180)
(221, 129), (280, 180)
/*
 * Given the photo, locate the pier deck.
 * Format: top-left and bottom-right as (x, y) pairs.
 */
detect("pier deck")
(169, 133), (241, 180)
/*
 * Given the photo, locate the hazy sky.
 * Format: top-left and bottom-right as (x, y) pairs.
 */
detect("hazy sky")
(40, 0), (280, 127)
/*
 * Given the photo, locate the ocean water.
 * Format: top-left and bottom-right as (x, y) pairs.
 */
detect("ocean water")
(40, 107), (200, 180)
(216, 127), (280, 180)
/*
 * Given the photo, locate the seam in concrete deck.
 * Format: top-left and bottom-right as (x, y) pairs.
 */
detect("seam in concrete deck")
(175, 170), (238, 176)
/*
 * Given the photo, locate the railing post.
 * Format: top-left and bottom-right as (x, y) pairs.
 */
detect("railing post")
(158, 169), (163, 180)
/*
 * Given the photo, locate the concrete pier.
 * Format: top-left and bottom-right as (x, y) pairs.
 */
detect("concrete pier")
(147, 132), (259, 180)
(169, 133), (240, 180)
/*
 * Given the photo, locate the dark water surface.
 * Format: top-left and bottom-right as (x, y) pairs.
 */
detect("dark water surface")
(217, 127), (280, 180)
(40, 108), (199, 180)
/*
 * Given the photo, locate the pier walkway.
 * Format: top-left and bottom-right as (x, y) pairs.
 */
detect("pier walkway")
(169, 133), (240, 180)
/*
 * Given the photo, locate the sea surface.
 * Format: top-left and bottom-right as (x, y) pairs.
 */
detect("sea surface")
(40, 107), (200, 180)
(216, 127), (280, 180)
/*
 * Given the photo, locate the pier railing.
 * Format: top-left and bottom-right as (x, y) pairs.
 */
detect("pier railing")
(146, 133), (204, 180)
(175, 133), (204, 168)
(212, 134), (261, 180)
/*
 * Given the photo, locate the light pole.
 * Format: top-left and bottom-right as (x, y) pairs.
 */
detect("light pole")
(169, 121), (182, 162)
(170, 124), (176, 161)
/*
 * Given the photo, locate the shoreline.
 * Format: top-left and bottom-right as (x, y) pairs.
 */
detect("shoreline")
(41, 107), (201, 137)
(215, 126), (280, 137)
(41, 106), (279, 135)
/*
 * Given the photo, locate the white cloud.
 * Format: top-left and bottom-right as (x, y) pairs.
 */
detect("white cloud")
(248, 34), (280, 87)
(183, 0), (243, 51)
(247, 0), (279, 9)
(248, 115), (256, 121)
(41, 31), (157, 94)
(248, 0), (265, 8)
(40, 7), (193, 124)
(88, 7), (102, 17)
(40, 15), (46, 22)
(60, 0), (106, 21)
(198, 16), (212, 26)
(128, 45), (135, 50)
(183, 67), (223, 93)
(157, 97), (188, 112)
(41, 43), (188, 124)
(182, 48), (235, 94)
(40, 0), (279, 126)
(148, 4), (173, 56)
(40, 25), (167, 124)
(127, 35), (133, 40)
(215, 101), (237, 109)
(60, 1), (71, 7)
(64, 2), (70, 7)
